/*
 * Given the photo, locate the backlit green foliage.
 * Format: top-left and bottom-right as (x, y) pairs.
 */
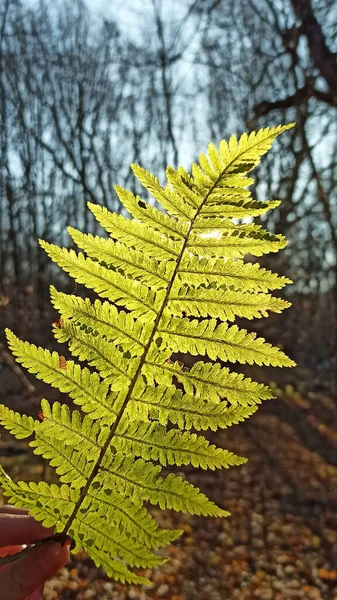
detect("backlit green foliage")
(0, 125), (295, 584)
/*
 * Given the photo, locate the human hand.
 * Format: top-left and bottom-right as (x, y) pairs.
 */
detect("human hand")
(0, 505), (69, 600)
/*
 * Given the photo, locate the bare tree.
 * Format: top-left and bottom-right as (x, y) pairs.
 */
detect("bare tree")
(197, 0), (337, 388)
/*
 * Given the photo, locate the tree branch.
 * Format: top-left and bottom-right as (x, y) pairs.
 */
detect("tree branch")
(254, 79), (337, 117)
(290, 0), (337, 94)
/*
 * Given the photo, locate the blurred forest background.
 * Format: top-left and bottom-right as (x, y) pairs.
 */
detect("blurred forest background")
(0, 0), (336, 393)
(1, 2), (337, 598)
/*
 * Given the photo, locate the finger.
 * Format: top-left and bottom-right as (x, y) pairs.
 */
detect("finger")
(0, 506), (29, 515)
(27, 584), (44, 600)
(0, 514), (53, 547)
(0, 541), (69, 600)
(0, 545), (24, 559)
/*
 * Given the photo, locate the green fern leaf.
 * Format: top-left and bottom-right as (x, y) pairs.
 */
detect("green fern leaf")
(113, 419), (246, 469)
(187, 229), (287, 258)
(114, 185), (188, 239)
(158, 315), (295, 366)
(127, 383), (258, 431)
(53, 321), (134, 387)
(130, 164), (196, 220)
(37, 400), (106, 451)
(39, 400), (245, 470)
(88, 203), (183, 259)
(84, 488), (182, 550)
(0, 124), (295, 583)
(143, 350), (274, 404)
(71, 510), (163, 568)
(0, 467), (150, 585)
(67, 227), (173, 289)
(192, 216), (263, 235)
(0, 466), (79, 527)
(40, 242), (161, 320)
(50, 288), (149, 354)
(168, 283), (291, 320)
(178, 255), (292, 292)
(94, 455), (229, 516)
(5, 330), (117, 421)
(0, 405), (35, 439)
(198, 197), (281, 218)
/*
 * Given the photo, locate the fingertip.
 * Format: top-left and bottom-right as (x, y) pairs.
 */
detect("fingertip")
(27, 584), (44, 600)
(40, 541), (70, 573)
(0, 542), (70, 599)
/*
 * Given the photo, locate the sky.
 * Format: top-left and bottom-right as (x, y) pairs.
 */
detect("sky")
(84, 0), (150, 34)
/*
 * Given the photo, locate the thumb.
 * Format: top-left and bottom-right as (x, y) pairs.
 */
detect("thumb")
(0, 541), (69, 600)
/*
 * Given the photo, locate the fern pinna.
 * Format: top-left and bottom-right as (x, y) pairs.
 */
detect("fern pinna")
(0, 125), (295, 584)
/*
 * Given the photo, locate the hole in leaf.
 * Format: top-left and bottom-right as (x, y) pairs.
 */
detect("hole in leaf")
(155, 337), (163, 348)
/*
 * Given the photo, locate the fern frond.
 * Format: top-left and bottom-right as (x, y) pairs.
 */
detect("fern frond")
(168, 283), (290, 321)
(0, 468), (151, 585)
(88, 203), (183, 259)
(53, 321), (134, 387)
(127, 384), (258, 431)
(95, 456), (229, 516)
(218, 125), (293, 168)
(85, 488), (182, 550)
(113, 419), (246, 470)
(68, 227), (173, 289)
(0, 405), (35, 439)
(30, 428), (94, 488)
(114, 185), (188, 239)
(158, 315), (294, 366)
(198, 197), (281, 218)
(166, 167), (202, 208)
(130, 164), (195, 220)
(32, 401), (237, 498)
(143, 351), (274, 404)
(0, 466), (79, 527)
(1, 124), (295, 583)
(37, 400), (106, 452)
(81, 547), (151, 585)
(71, 510), (163, 568)
(5, 330), (116, 421)
(192, 216), (263, 234)
(187, 229), (287, 258)
(40, 242), (160, 321)
(50, 288), (149, 355)
(178, 255), (291, 292)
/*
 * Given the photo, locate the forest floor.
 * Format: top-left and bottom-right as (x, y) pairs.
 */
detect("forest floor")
(1, 367), (337, 600)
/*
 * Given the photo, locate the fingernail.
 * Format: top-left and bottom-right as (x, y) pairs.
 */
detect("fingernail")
(40, 541), (67, 562)
(37, 541), (59, 557)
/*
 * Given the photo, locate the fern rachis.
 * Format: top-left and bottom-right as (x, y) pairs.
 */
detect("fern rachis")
(0, 124), (295, 584)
